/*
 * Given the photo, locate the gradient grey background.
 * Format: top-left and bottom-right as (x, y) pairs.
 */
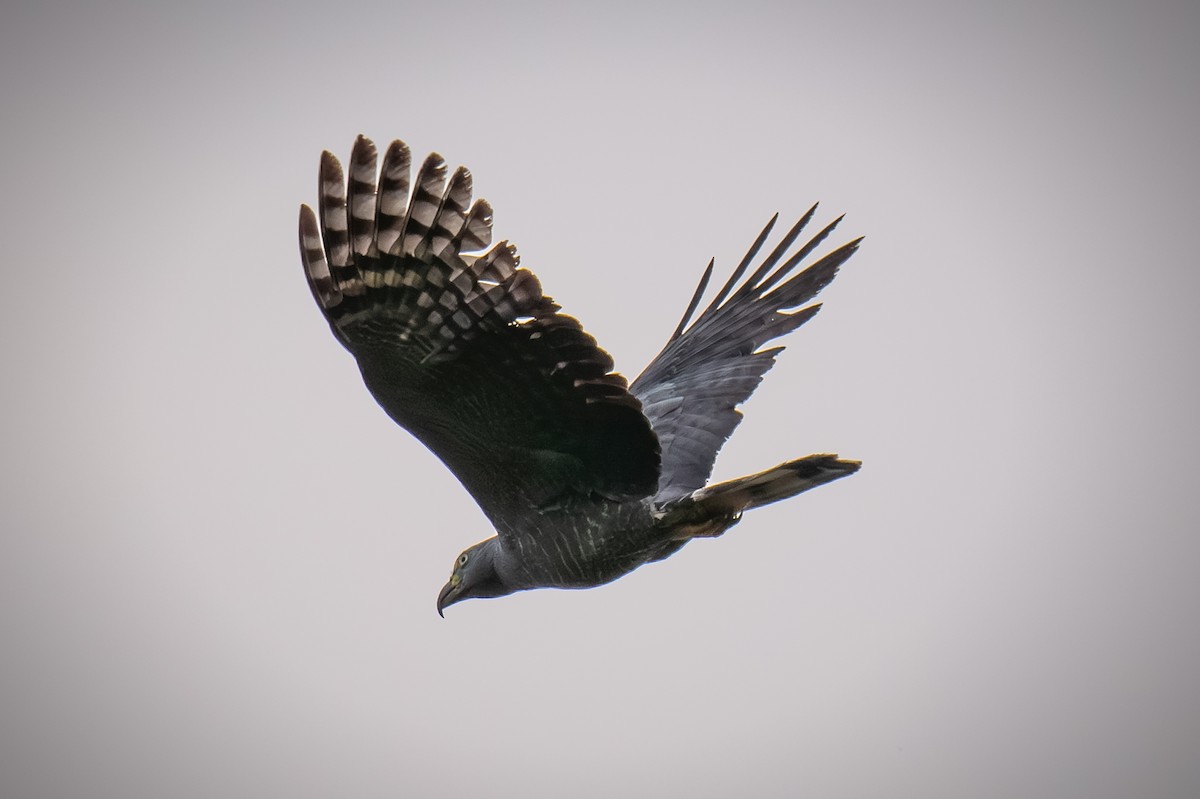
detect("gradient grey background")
(2, 1), (1197, 797)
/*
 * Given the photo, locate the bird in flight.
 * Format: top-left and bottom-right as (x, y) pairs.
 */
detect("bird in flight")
(299, 136), (861, 616)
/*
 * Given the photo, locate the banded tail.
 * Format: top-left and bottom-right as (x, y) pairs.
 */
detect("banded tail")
(656, 455), (860, 538)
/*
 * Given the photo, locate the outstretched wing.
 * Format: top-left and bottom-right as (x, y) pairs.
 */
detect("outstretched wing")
(300, 136), (660, 529)
(630, 208), (860, 502)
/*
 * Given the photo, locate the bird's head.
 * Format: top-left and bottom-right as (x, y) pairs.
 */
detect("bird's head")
(437, 537), (511, 617)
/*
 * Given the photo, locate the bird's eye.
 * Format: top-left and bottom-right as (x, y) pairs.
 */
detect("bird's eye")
(458, 553), (469, 567)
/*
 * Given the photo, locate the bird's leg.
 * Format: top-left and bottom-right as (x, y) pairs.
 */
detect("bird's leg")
(655, 508), (743, 541)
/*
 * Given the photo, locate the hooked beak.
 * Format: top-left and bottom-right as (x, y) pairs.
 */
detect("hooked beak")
(436, 579), (458, 618)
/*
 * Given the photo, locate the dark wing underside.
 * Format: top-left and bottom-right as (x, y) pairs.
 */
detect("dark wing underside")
(300, 137), (659, 529)
(631, 209), (861, 502)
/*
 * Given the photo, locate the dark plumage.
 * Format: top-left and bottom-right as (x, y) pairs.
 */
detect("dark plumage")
(299, 136), (861, 615)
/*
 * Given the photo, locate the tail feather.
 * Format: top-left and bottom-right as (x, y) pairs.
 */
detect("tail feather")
(655, 454), (860, 537)
(696, 454), (860, 514)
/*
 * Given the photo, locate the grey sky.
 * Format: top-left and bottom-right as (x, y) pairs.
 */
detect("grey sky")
(2, 1), (1197, 797)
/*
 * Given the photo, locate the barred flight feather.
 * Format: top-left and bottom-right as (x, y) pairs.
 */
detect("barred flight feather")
(299, 136), (660, 511)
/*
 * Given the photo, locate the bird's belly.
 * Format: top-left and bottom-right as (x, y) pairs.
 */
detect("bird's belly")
(502, 506), (666, 590)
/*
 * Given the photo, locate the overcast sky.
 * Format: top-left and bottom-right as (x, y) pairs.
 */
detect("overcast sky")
(2, 1), (1198, 797)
